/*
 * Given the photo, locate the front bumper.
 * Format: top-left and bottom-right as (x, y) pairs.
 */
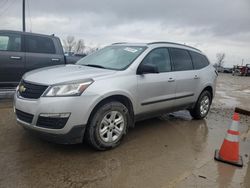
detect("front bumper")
(14, 92), (97, 143)
(21, 123), (86, 144)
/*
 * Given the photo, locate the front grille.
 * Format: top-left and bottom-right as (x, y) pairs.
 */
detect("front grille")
(37, 116), (69, 129)
(18, 80), (48, 99)
(16, 109), (34, 124)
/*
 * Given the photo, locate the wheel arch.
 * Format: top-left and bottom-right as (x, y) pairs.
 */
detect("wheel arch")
(189, 85), (214, 119)
(192, 85), (214, 109)
(87, 94), (135, 128)
(201, 85), (213, 100)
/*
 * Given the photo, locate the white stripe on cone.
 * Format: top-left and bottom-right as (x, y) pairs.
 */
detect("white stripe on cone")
(229, 120), (239, 131)
(225, 134), (239, 142)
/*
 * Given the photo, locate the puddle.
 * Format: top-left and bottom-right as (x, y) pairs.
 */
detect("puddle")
(216, 90), (241, 108)
(219, 98), (240, 108)
(242, 89), (250, 94)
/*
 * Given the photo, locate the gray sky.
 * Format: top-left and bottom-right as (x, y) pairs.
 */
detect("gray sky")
(1, 0), (250, 66)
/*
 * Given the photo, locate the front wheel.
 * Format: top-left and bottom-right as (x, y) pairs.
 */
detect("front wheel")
(85, 101), (129, 150)
(189, 90), (211, 120)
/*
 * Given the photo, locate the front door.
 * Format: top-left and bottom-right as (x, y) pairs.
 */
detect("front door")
(137, 48), (176, 115)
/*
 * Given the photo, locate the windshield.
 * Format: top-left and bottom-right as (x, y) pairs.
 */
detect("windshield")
(76, 46), (146, 70)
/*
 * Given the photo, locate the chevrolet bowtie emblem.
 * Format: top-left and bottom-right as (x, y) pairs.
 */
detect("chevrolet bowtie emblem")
(19, 85), (26, 93)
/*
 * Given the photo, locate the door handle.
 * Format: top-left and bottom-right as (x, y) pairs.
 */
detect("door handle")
(168, 78), (175, 82)
(51, 58), (60, 62)
(194, 75), (199, 79)
(10, 56), (21, 60)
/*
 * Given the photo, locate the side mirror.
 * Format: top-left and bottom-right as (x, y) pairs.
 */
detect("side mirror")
(137, 64), (159, 75)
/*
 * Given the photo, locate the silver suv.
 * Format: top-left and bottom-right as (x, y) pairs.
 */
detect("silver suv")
(14, 42), (217, 150)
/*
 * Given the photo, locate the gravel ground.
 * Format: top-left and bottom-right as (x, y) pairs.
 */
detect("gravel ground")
(0, 73), (249, 188)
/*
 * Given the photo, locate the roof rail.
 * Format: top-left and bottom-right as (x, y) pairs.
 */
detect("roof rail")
(112, 42), (127, 45)
(147, 41), (201, 52)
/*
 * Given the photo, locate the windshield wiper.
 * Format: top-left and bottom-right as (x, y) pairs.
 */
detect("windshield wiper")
(84, 64), (106, 69)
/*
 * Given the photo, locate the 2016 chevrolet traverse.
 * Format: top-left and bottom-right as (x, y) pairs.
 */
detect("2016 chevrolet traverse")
(14, 42), (217, 150)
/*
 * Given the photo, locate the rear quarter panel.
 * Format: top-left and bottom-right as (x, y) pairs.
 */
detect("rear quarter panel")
(197, 64), (217, 101)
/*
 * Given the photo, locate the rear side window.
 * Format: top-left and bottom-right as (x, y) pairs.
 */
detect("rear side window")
(141, 48), (171, 73)
(170, 48), (193, 71)
(0, 34), (21, 52)
(190, 51), (209, 69)
(25, 35), (55, 54)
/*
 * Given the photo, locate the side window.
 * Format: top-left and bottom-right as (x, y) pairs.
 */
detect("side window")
(141, 48), (171, 73)
(170, 48), (193, 71)
(0, 36), (9, 50)
(25, 35), (55, 54)
(0, 34), (21, 52)
(190, 51), (209, 69)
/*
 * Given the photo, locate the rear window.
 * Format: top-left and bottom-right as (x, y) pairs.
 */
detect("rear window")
(190, 51), (209, 69)
(170, 48), (193, 71)
(0, 34), (21, 52)
(25, 35), (55, 54)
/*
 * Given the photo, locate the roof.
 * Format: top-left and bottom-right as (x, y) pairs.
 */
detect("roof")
(147, 42), (201, 52)
(0, 30), (57, 38)
(112, 41), (202, 53)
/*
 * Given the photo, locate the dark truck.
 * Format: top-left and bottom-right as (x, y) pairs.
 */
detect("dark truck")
(0, 30), (83, 92)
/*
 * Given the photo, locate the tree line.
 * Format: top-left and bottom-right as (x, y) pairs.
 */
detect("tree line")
(62, 36), (99, 55)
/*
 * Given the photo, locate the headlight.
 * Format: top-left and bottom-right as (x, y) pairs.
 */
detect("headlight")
(44, 80), (93, 97)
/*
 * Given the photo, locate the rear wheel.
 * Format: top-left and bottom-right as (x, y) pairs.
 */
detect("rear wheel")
(85, 101), (129, 150)
(189, 90), (211, 119)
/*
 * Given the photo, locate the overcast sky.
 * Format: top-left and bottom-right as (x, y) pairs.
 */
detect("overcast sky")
(1, 0), (250, 66)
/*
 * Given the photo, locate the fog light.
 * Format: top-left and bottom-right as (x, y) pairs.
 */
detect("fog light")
(37, 113), (71, 129)
(39, 113), (71, 118)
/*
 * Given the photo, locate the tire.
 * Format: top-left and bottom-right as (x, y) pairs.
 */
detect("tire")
(189, 90), (212, 120)
(85, 101), (129, 150)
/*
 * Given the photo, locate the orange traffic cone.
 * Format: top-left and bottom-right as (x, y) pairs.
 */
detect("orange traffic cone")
(214, 112), (243, 167)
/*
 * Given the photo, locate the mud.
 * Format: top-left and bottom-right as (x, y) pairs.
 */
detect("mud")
(0, 73), (249, 188)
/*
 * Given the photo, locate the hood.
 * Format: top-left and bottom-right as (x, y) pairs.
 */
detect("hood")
(23, 64), (117, 85)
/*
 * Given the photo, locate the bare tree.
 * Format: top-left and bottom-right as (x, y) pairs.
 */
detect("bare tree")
(63, 36), (76, 53)
(216, 53), (226, 68)
(86, 47), (99, 54)
(63, 36), (99, 55)
(75, 39), (85, 54)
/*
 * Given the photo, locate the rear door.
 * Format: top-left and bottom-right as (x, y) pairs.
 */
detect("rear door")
(0, 33), (25, 87)
(137, 48), (176, 114)
(24, 35), (64, 72)
(169, 48), (197, 107)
